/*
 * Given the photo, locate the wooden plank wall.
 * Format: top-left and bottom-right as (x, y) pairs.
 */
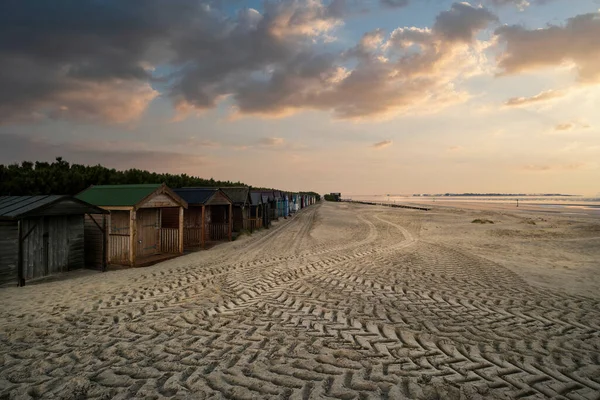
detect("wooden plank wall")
(183, 228), (202, 247)
(21, 215), (85, 281)
(109, 235), (130, 263)
(206, 223), (229, 241)
(84, 214), (105, 270)
(160, 228), (179, 253)
(137, 209), (159, 257)
(66, 215), (85, 271)
(109, 210), (130, 264)
(0, 221), (18, 286)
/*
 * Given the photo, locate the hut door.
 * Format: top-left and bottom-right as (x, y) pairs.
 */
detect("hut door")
(137, 209), (159, 257)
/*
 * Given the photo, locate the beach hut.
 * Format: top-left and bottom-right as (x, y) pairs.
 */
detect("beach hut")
(273, 191), (284, 220)
(0, 195), (108, 286)
(247, 192), (264, 232)
(173, 188), (232, 249)
(76, 184), (187, 267)
(252, 191), (272, 229)
(220, 187), (251, 232)
(283, 192), (290, 218)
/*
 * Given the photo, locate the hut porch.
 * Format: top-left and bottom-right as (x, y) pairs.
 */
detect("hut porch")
(173, 188), (233, 250)
(77, 184), (188, 268)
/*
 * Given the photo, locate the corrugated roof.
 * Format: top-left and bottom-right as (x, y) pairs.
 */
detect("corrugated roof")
(76, 184), (162, 206)
(0, 195), (107, 219)
(174, 188), (219, 205)
(220, 187), (250, 206)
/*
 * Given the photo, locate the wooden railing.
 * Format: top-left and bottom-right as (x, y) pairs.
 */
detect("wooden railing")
(183, 227), (202, 248)
(109, 234), (130, 264)
(160, 228), (179, 253)
(243, 218), (262, 232)
(206, 223), (229, 241)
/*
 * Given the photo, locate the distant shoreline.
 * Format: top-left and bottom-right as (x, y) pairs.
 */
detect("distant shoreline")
(350, 194), (579, 197)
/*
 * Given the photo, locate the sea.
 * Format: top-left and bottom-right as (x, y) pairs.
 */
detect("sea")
(345, 195), (600, 212)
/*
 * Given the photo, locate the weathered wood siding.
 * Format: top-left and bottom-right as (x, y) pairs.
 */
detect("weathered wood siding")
(21, 215), (84, 281)
(183, 227), (202, 248)
(84, 214), (105, 270)
(160, 228), (179, 253)
(183, 207), (203, 248)
(139, 193), (179, 208)
(206, 191), (232, 206)
(108, 210), (130, 264)
(137, 209), (159, 257)
(232, 207), (245, 232)
(0, 221), (18, 286)
(109, 235), (130, 264)
(206, 223), (229, 241)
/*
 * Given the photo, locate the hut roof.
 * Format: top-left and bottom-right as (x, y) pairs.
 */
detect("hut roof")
(174, 188), (232, 206)
(77, 184), (162, 206)
(252, 190), (273, 202)
(76, 184), (187, 208)
(250, 192), (262, 206)
(0, 195), (107, 220)
(220, 187), (250, 206)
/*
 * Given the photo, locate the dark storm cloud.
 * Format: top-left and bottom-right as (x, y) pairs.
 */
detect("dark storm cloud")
(0, 0), (501, 123)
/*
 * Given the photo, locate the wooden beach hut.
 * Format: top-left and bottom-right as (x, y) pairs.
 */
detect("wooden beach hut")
(220, 187), (251, 233)
(76, 184), (187, 267)
(173, 188), (232, 249)
(247, 192), (264, 232)
(273, 191), (283, 220)
(252, 191), (272, 229)
(0, 195), (108, 286)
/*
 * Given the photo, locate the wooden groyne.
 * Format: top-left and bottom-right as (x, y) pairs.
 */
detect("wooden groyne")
(344, 200), (430, 211)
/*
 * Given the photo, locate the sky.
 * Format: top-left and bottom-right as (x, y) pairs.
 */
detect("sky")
(1, 0), (599, 196)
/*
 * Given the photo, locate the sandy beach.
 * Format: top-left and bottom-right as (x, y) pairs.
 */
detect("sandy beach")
(1, 201), (599, 399)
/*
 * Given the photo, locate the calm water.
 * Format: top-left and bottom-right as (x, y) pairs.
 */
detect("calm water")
(346, 195), (600, 209)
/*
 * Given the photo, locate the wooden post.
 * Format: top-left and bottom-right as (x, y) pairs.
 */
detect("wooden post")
(201, 205), (206, 249)
(106, 211), (112, 265)
(178, 206), (184, 254)
(157, 209), (162, 254)
(17, 220), (23, 287)
(130, 208), (136, 267)
(228, 204), (232, 241)
(102, 214), (107, 272)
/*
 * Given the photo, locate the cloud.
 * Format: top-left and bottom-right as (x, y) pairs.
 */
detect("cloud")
(487, 0), (555, 11)
(447, 145), (463, 151)
(0, 0), (178, 124)
(234, 2), (495, 119)
(504, 89), (566, 107)
(379, 0), (550, 11)
(551, 121), (591, 132)
(258, 137), (285, 146)
(380, 0), (410, 8)
(495, 12), (600, 83)
(433, 3), (498, 44)
(520, 162), (587, 172)
(0, 0), (497, 124)
(554, 123), (573, 131)
(373, 140), (393, 149)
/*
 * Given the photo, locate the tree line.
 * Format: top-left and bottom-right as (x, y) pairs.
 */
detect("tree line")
(0, 158), (320, 200)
